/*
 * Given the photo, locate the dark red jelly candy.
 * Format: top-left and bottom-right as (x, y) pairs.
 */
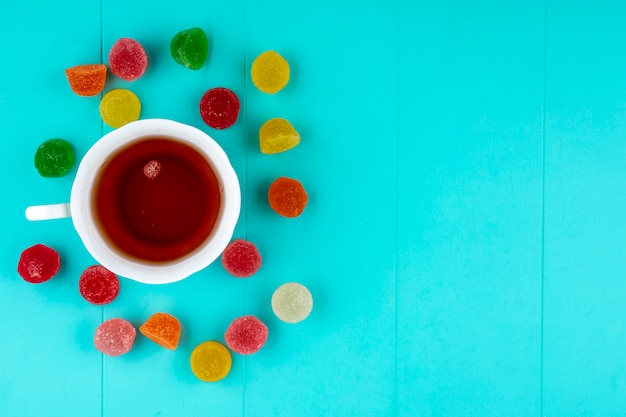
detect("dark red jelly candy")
(224, 315), (268, 355)
(199, 87), (240, 129)
(17, 244), (60, 284)
(221, 239), (262, 278)
(109, 38), (148, 81)
(79, 265), (120, 305)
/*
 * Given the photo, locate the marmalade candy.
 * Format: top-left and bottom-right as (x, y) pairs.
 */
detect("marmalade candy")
(224, 315), (268, 355)
(221, 239), (262, 278)
(139, 312), (181, 350)
(109, 38), (148, 81)
(65, 64), (107, 96)
(170, 27), (209, 70)
(259, 118), (300, 154)
(99, 88), (141, 128)
(190, 341), (231, 382)
(251, 50), (289, 94)
(17, 244), (60, 284)
(268, 177), (308, 217)
(34, 139), (75, 177)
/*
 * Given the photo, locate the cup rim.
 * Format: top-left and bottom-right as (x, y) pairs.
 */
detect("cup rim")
(70, 118), (241, 284)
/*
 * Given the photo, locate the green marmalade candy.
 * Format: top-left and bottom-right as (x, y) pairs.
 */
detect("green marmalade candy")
(34, 139), (75, 177)
(170, 27), (209, 70)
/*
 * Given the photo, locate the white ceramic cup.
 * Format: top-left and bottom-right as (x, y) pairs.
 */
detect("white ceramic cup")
(25, 118), (241, 284)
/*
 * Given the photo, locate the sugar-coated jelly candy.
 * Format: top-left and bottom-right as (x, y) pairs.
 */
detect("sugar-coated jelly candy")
(65, 64), (107, 96)
(190, 341), (232, 382)
(79, 265), (120, 305)
(199, 87), (240, 129)
(94, 318), (136, 356)
(170, 27), (209, 70)
(251, 51), (290, 94)
(272, 282), (313, 323)
(221, 239), (262, 278)
(17, 244), (60, 284)
(268, 177), (308, 217)
(224, 315), (268, 355)
(34, 139), (75, 178)
(109, 38), (148, 81)
(139, 312), (181, 350)
(100, 88), (141, 128)
(259, 118), (300, 154)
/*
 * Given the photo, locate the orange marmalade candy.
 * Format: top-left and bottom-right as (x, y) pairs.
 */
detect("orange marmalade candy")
(139, 312), (181, 350)
(268, 177), (308, 218)
(65, 64), (107, 96)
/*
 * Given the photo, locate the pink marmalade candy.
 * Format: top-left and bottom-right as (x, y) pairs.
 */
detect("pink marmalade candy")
(221, 239), (262, 278)
(224, 315), (268, 355)
(94, 318), (136, 356)
(109, 38), (148, 81)
(199, 87), (240, 129)
(79, 265), (120, 305)
(17, 244), (60, 284)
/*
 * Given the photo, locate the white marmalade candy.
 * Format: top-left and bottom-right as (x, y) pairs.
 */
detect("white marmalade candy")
(271, 282), (313, 323)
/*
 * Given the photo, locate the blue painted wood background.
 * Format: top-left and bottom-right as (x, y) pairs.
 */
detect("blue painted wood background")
(1, 0), (625, 415)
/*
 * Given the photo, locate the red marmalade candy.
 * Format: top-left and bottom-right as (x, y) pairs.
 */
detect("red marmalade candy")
(199, 87), (240, 129)
(221, 239), (262, 278)
(17, 244), (60, 284)
(224, 315), (268, 355)
(79, 265), (120, 305)
(109, 38), (148, 81)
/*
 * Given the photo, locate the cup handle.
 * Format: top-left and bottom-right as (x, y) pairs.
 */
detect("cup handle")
(25, 203), (71, 221)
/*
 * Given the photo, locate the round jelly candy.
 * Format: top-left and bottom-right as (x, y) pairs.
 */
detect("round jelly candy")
(251, 50), (290, 94)
(94, 318), (136, 356)
(109, 38), (148, 81)
(139, 312), (181, 350)
(199, 87), (240, 129)
(79, 265), (120, 305)
(259, 118), (300, 154)
(271, 282), (313, 323)
(34, 139), (75, 178)
(170, 27), (209, 70)
(65, 64), (107, 96)
(17, 244), (60, 284)
(221, 239), (262, 278)
(190, 341), (232, 382)
(100, 88), (141, 128)
(224, 315), (268, 355)
(268, 177), (308, 218)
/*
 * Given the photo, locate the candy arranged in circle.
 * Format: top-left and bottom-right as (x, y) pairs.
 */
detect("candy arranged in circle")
(259, 118), (300, 154)
(139, 312), (181, 350)
(190, 341), (232, 382)
(94, 318), (136, 356)
(109, 37), (148, 81)
(271, 282), (313, 323)
(17, 244), (60, 284)
(34, 138), (75, 178)
(224, 315), (268, 355)
(170, 27), (209, 70)
(65, 64), (107, 96)
(251, 50), (290, 94)
(221, 239), (262, 278)
(79, 265), (120, 305)
(99, 88), (141, 128)
(199, 87), (240, 129)
(268, 177), (308, 218)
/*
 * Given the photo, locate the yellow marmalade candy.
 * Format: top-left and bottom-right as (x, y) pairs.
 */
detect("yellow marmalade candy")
(99, 89), (141, 128)
(259, 118), (300, 154)
(251, 51), (290, 94)
(190, 341), (232, 382)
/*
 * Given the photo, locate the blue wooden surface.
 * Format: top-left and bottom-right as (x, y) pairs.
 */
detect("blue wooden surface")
(1, 1), (626, 416)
